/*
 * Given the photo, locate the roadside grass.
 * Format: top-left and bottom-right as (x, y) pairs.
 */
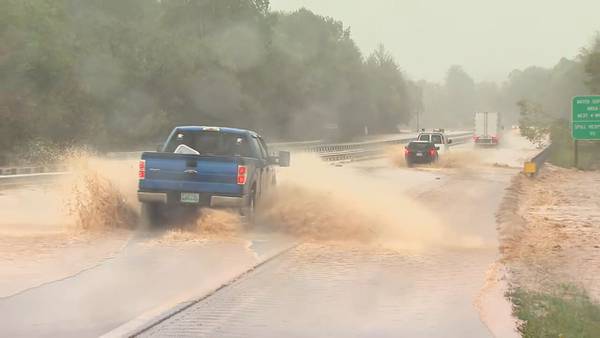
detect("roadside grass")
(509, 285), (600, 338)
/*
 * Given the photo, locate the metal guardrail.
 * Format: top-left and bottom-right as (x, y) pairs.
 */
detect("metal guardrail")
(0, 164), (67, 176)
(304, 132), (473, 163)
(94, 132), (471, 162)
(0, 132), (473, 182)
(268, 140), (323, 149)
(271, 131), (473, 162)
(0, 172), (70, 188)
(523, 144), (553, 177)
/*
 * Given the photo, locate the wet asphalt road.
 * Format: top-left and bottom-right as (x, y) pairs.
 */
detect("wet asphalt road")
(137, 165), (517, 338)
(0, 135), (535, 337)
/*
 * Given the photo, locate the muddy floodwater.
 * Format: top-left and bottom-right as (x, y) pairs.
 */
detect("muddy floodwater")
(0, 133), (536, 337)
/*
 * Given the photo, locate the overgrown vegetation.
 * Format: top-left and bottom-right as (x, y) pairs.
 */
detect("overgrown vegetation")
(2, 1), (599, 166)
(518, 104), (600, 169)
(0, 0), (417, 165)
(518, 100), (551, 147)
(419, 34), (600, 131)
(510, 285), (600, 338)
(548, 119), (576, 167)
(502, 34), (600, 169)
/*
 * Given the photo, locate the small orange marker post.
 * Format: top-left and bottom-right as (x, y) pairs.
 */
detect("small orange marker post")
(524, 162), (537, 176)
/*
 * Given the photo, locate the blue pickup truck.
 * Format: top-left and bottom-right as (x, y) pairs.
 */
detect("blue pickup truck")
(137, 126), (290, 226)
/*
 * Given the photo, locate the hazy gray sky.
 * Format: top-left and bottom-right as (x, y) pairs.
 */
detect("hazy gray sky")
(271, 0), (600, 83)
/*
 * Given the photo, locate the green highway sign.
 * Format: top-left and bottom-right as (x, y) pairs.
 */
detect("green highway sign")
(572, 96), (600, 140)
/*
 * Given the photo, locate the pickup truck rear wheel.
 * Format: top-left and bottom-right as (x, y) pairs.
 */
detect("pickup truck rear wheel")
(140, 203), (161, 228)
(241, 191), (256, 226)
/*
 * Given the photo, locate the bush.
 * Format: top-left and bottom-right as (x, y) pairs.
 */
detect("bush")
(549, 119), (600, 169)
(510, 285), (600, 338)
(549, 119), (575, 167)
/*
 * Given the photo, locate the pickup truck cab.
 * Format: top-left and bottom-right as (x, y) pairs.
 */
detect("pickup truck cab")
(138, 126), (290, 226)
(417, 129), (453, 153)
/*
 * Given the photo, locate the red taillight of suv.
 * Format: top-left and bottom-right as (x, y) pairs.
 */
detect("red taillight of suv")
(139, 160), (146, 179)
(429, 148), (436, 157)
(404, 147), (411, 156)
(237, 165), (247, 185)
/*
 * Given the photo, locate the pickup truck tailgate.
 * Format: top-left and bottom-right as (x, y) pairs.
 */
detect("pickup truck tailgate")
(139, 153), (243, 195)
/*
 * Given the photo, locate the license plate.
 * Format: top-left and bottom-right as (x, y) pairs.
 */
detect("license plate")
(416, 152), (424, 157)
(181, 192), (200, 204)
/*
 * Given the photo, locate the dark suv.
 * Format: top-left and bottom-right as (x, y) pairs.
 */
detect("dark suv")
(404, 141), (439, 167)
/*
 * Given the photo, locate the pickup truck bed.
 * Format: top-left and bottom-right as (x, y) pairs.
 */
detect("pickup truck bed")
(139, 152), (252, 208)
(137, 126), (289, 226)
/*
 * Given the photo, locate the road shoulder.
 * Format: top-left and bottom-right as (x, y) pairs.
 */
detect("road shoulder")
(497, 165), (600, 335)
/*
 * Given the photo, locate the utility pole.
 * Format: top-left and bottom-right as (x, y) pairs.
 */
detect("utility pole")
(415, 86), (423, 132)
(416, 109), (420, 132)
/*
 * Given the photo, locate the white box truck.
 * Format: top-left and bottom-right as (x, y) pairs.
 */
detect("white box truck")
(474, 112), (501, 146)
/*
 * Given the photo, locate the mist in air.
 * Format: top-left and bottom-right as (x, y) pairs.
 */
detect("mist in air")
(1, 0), (599, 166)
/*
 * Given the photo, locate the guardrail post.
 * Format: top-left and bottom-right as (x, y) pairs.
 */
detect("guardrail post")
(524, 144), (552, 178)
(574, 140), (579, 169)
(523, 162), (537, 177)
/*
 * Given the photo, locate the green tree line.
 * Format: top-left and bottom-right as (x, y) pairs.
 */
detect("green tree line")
(419, 35), (600, 129)
(515, 35), (600, 168)
(0, 0), (417, 164)
(419, 35), (600, 168)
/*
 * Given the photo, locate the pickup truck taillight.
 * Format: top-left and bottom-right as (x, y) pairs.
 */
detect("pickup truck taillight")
(139, 160), (146, 179)
(404, 148), (411, 156)
(429, 148), (436, 157)
(237, 165), (247, 185)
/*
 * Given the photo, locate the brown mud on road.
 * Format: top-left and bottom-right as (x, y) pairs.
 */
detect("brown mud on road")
(388, 145), (484, 173)
(0, 156), (139, 298)
(0, 226), (130, 298)
(138, 242), (500, 338)
(388, 130), (538, 172)
(498, 165), (600, 301)
(141, 208), (246, 246)
(257, 154), (454, 249)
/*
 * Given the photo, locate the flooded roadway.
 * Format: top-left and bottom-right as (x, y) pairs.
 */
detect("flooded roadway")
(139, 244), (498, 337)
(0, 227), (296, 338)
(137, 165), (518, 338)
(0, 132), (536, 337)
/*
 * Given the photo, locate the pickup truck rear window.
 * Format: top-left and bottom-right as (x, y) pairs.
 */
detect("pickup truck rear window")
(418, 134), (430, 142)
(431, 134), (442, 144)
(164, 131), (251, 157)
(408, 142), (433, 150)
(418, 134), (443, 144)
